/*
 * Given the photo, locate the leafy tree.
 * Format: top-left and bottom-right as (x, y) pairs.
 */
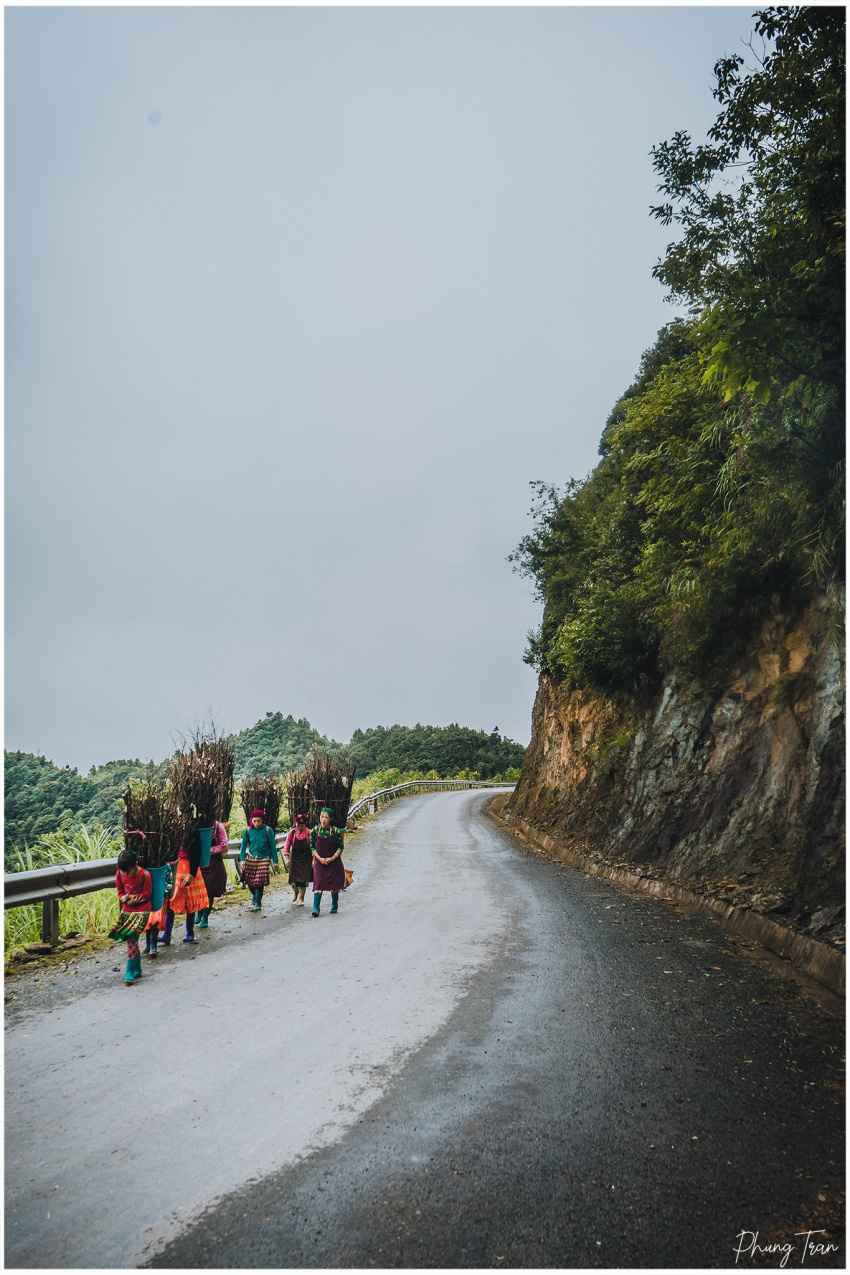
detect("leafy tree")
(4, 752), (94, 859)
(513, 7), (844, 699)
(652, 5), (844, 405)
(5, 716), (525, 858)
(652, 5), (844, 583)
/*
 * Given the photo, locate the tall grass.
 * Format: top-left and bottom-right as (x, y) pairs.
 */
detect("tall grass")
(5, 823), (121, 954)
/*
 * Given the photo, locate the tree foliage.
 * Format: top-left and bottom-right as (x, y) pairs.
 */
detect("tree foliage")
(652, 6), (844, 407)
(3, 751), (164, 862)
(513, 8), (844, 700)
(349, 723), (525, 779)
(233, 712), (337, 777)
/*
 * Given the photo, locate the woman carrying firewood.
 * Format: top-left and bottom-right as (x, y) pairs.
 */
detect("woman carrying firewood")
(162, 824), (209, 945)
(197, 818), (229, 927)
(283, 812), (313, 906)
(239, 809), (279, 910)
(311, 807), (348, 916)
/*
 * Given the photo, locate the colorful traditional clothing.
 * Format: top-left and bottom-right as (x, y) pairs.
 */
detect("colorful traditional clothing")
(199, 820), (229, 921)
(284, 827), (313, 883)
(311, 818), (347, 915)
(110, 867), (152, 981)
(310, 824), (347, 892)
(109, 910), (149, 941)
(240, 820), (278, 909)
(170, 853), (210, 914)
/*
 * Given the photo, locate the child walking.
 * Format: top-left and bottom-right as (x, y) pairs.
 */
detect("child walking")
(109, 848), (152, 984)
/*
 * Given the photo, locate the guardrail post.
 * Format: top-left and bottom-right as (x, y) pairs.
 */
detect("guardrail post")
(42, 899), (60, 947)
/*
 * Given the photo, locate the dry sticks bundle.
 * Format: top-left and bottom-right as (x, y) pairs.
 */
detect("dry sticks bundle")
(121, 777), (179, 869)
(170, 727), (236, 832)
(296, 749), (358, 829)
(240, 773), (284, 831)
(285, 769), (314, 827)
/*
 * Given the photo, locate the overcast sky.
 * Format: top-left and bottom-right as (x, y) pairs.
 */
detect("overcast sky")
(6, 4), (756, 772)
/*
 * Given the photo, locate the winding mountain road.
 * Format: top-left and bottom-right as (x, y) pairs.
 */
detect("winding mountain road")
(5, 790), (843, 1268)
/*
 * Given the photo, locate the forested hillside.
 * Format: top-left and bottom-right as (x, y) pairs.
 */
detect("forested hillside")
(233, 712), (337, 776)
(349, 724), (524, 779)
(5, 716), (525, 862)
(4, 753), (166, 855)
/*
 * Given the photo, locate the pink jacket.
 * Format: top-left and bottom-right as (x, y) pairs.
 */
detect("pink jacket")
(284, 827), (310, 855)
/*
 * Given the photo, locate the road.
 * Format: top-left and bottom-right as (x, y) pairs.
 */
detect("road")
(5, 791), (844, 1269)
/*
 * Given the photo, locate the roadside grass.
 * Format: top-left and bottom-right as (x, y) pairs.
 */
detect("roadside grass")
(3, 846), (330, 981)
(5, 824), (122, 954)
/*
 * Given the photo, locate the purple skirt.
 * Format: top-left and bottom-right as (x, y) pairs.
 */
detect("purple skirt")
(201, 853), (228, 902)
(313, 856), (347, 893)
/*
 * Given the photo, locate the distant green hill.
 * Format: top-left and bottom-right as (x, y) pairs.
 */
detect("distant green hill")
(5, 714), (525, 863)
(3, 752), (166, 865)
(234, 712), (338, 776)
(348, 723), (525, 779)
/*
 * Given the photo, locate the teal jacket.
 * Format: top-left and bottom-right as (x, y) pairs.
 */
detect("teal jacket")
(239, 824), (278, 863)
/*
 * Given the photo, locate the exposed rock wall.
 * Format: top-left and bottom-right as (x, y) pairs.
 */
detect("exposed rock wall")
(509, 591), (845, 946)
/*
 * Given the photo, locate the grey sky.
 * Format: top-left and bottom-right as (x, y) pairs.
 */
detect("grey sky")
(6, 5), (756, 771)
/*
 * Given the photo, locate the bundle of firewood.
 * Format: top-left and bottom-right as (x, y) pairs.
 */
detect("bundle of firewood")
(170, 726), (235, 831)
(240, 773), (284, 831)
(285, 768), (314, 827)
(296, 750), (358, 829)
(121, 777), (180, 868)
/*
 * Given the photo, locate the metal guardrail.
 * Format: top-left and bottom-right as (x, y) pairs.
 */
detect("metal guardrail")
(4, 780), (515, 945)
(347, 778), (514, 821)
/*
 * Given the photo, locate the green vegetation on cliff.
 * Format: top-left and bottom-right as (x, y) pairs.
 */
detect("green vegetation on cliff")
(512, 7), (844, 699)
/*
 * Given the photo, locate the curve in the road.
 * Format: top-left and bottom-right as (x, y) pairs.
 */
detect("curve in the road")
(5, 791), (844, 1269)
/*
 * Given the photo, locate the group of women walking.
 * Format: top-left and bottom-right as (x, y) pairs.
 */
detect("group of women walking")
(109, 807), (349, 982)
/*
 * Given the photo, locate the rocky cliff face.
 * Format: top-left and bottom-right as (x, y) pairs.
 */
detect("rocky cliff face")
(509, 590), (845, 946)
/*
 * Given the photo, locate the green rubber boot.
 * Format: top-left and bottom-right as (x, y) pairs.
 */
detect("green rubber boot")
(312, 892), (321, 917)
(124, 960), (136, 984)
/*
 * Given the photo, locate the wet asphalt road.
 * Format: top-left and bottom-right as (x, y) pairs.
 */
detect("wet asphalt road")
(5, 792), (844, 1269)
(7, 792), (506, 1267)
(152, 794), (844, 1270)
